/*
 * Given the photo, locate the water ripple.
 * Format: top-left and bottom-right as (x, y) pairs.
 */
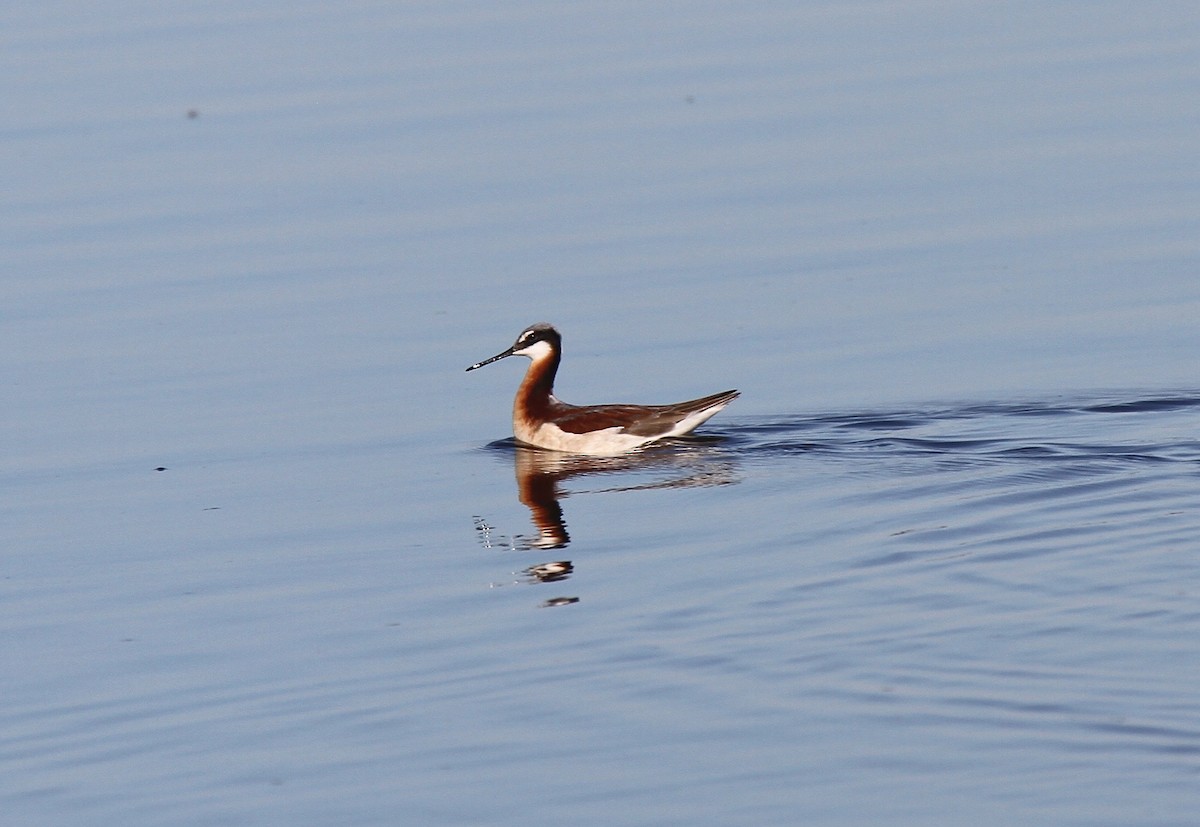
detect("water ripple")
(727, 391), (1200, 468)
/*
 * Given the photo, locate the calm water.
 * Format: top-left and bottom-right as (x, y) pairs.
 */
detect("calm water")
(3, 2), (1198, 825)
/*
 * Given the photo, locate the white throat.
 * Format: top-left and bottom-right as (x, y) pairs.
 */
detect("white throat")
(514, 339), (554, 361)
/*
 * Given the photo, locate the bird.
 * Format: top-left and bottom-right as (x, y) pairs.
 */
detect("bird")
(466, 323), (738, 455)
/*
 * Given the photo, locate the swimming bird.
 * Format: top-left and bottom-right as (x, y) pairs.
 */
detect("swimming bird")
(466, 323), (739, 455)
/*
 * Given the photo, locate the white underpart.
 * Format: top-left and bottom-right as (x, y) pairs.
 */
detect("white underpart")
(517, 420), (652, 455)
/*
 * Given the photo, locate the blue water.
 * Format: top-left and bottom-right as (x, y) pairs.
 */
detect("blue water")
(3, 2), (1199, 825)
(459, 398), (1200, 825)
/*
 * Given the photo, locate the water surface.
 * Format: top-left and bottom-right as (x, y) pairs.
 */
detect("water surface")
(3, 2), (1198, 825)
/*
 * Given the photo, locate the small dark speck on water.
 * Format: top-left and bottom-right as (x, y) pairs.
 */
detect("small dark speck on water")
(187, 109), (199, 119)
(155, 467), (167, 471)
(540, 597), (580, 608)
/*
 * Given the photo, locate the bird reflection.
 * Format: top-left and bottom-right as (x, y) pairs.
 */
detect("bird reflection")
(476, 440), (739, 606)
(523, 560), (573, 582)
(514, 447), (572, 549)
(512, 443), (738, 549)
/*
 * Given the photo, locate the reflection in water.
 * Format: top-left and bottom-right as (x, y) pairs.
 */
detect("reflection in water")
(512, 442), (740, 550)
(475, 440), (740, 606)
(513, 447), (571, 550)
(540, 596), (580, 608)
(524, 560), (573, 582)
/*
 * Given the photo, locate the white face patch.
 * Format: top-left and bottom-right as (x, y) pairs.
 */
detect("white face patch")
(513, 339), (553, 361)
